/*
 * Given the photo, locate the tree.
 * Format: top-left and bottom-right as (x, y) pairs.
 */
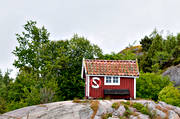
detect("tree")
(57, 34), (103, 100)
(12, 20), (50, 71)
(0, 70), (13, 113)
(140, 36), (153, 52)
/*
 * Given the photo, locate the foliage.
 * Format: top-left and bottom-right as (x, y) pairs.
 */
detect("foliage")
(139, 29), (180, 72)
(0, 97), (7, 114)
(112, 102), (120, 109)
(140, 35), (153, 52)
(13, 20), (50, 70)
(0, 70), (13, 113)
(120, 101), (130, 106)
(101, 113), (112, 119)
(102, 50), (137, 60)
(158, 85), (180, 107)
(136, 72), (171, 101)
(132, 102), (144, 111)
(123, 106), (132, 118)
(132, 102), (153, 117)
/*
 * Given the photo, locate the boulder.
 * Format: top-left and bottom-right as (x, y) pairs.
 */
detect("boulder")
(174, 107), (180, 116)
(94, 115), (101, 119)
(163, 64), (180, 86)
(96, 100), (113, 116)
(129, 115), (138, 119)
(154, 109), (166, 119)
(168, 110), (180, 119)
(137, 113), (149, 119)
(112, 105), (125, 117)
(129, 107), (137, 112)
(0, 101), (93, 119)
(108, 117), (119, 119)
(1, 100), (180, 119)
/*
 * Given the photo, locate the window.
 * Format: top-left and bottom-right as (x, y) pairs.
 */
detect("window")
(105, 76), (120, 85)
(106, 76), (111, 83)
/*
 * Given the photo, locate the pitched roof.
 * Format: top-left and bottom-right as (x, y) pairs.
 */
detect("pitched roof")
(82, 59), (139, 77)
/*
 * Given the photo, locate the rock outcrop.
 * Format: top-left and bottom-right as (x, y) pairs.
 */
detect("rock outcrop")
(0, 100), (180, 119)
(163, 64), (180, 86)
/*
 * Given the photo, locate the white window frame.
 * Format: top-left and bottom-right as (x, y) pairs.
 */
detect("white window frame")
(104, 76), (120, 85)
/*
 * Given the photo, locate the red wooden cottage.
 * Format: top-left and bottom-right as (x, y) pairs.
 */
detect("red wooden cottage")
(81, 59), (139, 99)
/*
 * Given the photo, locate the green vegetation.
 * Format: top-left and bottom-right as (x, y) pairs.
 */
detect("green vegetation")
(120, 101), (130, 106)
(112, 102), (120, 109)
(132, 102), (150, 115)
(132, 102), (156, 118)
(136, 73), (171, 101)
(0, 21), (180, 114)
(101, 113), (112, 119)
(139, 29), (180, 72)
(123, 106), (132, 118)
(158, 85), (180, 107)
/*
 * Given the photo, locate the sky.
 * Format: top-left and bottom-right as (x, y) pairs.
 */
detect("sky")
(1, 0), (180, 78)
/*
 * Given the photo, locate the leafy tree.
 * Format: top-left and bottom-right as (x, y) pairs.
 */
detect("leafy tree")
(140, 36), (153, 52)
(12, 21), (103, 103)
(12, 20), (50, 71)
(139, 53), (152, 72)
(0, 70), (13, 113)
(58, 34), (103, 100)
(0, 97), (7, 114)
(151, 51), (171, 72)
(164, 34), (177, 54)
(102, 50), (137, 60)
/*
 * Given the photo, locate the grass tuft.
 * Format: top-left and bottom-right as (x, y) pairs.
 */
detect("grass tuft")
(112, 102), (120, 110)
(73, 97), (89, 103)
(101, 113), (112, 119)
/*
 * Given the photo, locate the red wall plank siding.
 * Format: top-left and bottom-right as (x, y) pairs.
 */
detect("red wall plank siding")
(89, 76), (134, 99)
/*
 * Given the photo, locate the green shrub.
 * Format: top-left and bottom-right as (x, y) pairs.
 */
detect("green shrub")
(124, 105), (129, 110)
(132, 102), (144, 111)
(7, 100), (28, 112)
(0, 97), (7, 114)
(120, 101), (130, 106)
(158, 85), (180, 107)
(136, 72), (171, 101)
(132, 102), (155, 118)
(112, 102), (120, 109)
(140, 106), (150, 115)
(73, 97), (81, 103)
(101, 113), (112, 119)
(124, 108), (132, 118)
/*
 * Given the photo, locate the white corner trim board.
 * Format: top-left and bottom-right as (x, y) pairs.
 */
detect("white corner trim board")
(134, 78), (136, 99)
(88, 76), (90, 97)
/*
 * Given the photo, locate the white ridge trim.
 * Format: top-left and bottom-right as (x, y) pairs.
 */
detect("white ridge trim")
(87, 74), (139, 78)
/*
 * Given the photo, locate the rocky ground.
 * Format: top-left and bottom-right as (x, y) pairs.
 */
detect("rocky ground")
(0, 100), (180, 119)
(163, 64), (180, 87)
